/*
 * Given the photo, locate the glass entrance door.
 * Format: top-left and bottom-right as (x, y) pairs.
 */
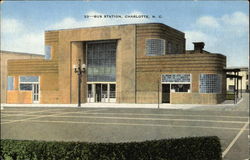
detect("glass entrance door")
(32, 84), (39, 103)
(87, 83), (116, 103)
(101, 84), (108, 102)
(162, 84), (170, 103)
(95, 84), (102, 102)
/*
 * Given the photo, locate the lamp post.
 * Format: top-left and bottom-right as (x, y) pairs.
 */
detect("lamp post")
(73, 59), (86, 107)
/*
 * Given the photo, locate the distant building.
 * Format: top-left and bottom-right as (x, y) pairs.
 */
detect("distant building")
(7, 23), (227, 104)
(227, 67), (249, 92)
(0, 50), (44, 104)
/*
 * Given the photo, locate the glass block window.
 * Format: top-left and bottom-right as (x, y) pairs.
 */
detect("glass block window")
(168, 42), (172, 54)
(200, 74), (221, 93)
(175, 44), (179, 54)
(7, 76), (14, 90)
(162, 74), (191, 83)
(146, 39), (165, 56)
(45, 45), (51, 60)
(20, 76), (39, 82)
(87, 41), (116, 82)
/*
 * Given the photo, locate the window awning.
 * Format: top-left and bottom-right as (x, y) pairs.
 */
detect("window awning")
(226, 74), (242, 79)
(223, 68), (241, 72)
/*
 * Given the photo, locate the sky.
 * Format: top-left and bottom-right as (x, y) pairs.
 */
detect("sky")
(1, 1), (249, 67)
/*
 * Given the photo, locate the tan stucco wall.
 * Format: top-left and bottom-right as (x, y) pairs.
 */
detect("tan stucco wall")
(7, 91), (32, 104)
(0, 51), (43, 103)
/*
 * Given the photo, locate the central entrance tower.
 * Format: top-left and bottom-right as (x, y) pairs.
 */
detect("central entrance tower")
(86, 40), (117, 102)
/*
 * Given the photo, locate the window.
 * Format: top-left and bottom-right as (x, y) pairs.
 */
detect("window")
(20, 76), (39, 82)
(246, 74), (248, 80)
(45, 45), (51, 60)
(7, 76), (14, 90)
(19, 76), (39, 91)
(229, 85), (235, 91)
(162, 74), (191, 93)
(175, 44), (179, 54)
(110, 84), (116, 98)
(87, 41), (116, 82)
(171, 84), (190, 92)
(168, 42), (172, 54)
(20, 84), (33, 90)
(200, 74), (221, 93)
(146, 39), (165, 56)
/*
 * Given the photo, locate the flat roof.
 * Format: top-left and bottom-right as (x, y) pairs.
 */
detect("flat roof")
(0, 50), (44, 56)
(45, 22), (184, 34)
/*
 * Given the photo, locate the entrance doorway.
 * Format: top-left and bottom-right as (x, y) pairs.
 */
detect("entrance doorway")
(95, 84), (102, 102)
(87, 83), (116, 103)
(32, 84), (39, 103)
(162, 84), (170, 103)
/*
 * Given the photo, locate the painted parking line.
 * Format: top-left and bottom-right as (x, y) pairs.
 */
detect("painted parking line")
(2, 108), (64, 115)
(23, 119), (247, 131)
(1, 110), (31, 113)
(0, 109), (107, 125)
(65, 112), (249, 119)
(1, 111), (68, 125)
(0, 120), (11, 123)
(0, 108), (67, 118)
(1, 109), (63, 118)
(222, 122), (249, 158)
(2, 114), (248, 124)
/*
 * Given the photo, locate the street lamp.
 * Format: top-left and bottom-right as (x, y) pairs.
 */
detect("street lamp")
(73, 59), (86, 107)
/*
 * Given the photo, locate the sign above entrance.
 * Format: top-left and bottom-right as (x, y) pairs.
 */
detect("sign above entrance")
(162, 74), (191, 83)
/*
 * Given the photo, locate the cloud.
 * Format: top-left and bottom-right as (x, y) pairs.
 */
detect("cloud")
(184, 30), (218, 50)
(1, 10), (151, 55)
(221, 11), (249, 35)
(1, 19), (44, 54)
(193, 11), (248, 36)
(221, 11), (248, 26)
(1, 18), (24, 33)
(49, 17), (85, 29)
(185, 11), (249, 67)
(196, 16), (220, 28)
(49, 10), (151, 30)
(1, 32), (44, 54)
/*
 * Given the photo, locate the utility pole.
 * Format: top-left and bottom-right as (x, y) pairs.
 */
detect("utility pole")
(158, 79), (160, 109)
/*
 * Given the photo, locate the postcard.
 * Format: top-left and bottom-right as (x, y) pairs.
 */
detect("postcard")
(1, 1), (249, 160)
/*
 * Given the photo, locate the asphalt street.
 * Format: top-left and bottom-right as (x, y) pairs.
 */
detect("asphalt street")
(1, 94), (249, 160)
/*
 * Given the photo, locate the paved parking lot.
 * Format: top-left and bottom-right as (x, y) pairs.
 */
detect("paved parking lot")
(1, 104), (249, 160)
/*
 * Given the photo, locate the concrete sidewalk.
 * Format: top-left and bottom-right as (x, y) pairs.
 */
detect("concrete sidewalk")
(1, 100), (242, 110)
(2, 93), (248, 110)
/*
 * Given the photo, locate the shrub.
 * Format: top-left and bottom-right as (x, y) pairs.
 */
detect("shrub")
(0, 136), (222, 160)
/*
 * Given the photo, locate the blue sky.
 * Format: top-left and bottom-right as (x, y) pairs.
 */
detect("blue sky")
(1, 1), (249, 67)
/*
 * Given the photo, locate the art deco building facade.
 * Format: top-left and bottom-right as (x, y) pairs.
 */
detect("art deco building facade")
(7, 23), (227, 104)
